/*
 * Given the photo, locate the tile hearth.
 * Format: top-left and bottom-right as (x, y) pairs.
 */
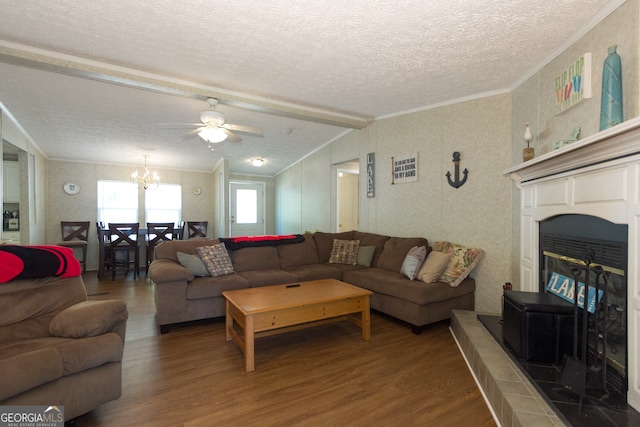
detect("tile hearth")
(451, 310), (640, 426)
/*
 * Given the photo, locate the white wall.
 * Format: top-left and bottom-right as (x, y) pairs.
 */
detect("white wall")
(275, 94), (513, 313)
(46, 160), (215, 271)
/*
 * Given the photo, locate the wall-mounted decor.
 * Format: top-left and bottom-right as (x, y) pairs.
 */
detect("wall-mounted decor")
(555, 52), (591, 115)
(446, 152), (468, 189)
(63, 182), (80, 195)
(391, 153), (417, 184)
(599, 45), (623, 130)
(366, 153), (375, 198)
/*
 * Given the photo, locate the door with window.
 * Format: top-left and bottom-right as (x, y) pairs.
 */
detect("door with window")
(229, 182), (265, 237)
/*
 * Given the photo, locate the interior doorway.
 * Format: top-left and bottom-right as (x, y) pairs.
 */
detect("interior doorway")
(229, 181), (265, 237)
(336, 160), (359, 232)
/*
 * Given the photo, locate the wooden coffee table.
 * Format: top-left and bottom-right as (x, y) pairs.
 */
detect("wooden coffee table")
(222, 278), (372, 372)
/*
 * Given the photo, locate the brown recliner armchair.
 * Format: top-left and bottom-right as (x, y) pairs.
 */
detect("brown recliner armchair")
(0, 274), (128, 421)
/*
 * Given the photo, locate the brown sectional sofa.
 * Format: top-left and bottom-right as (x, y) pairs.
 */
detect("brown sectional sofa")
(149, 231), (476, 334)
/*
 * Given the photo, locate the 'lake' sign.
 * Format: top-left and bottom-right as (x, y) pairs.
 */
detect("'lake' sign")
(546, 272), (603, 314)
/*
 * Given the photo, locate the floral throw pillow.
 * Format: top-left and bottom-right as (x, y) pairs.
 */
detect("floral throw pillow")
(433, 241), (485, 287)
(328, 239), (360, 265)
(195, 243), (235, 277)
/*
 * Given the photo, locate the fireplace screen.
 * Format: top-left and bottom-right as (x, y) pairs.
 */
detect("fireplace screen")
(540, 214), (628, 399)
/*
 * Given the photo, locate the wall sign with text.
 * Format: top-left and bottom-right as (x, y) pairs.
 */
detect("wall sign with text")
(391, 153), (418, 184)
(366, 153), (375, 198)
(555, 52), (592, 114)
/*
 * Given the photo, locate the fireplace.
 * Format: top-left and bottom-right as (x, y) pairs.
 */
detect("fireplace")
(504, 116), (640, 412)
(540, 214), (628, 398)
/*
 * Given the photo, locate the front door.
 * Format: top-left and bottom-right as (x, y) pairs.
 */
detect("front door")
(229, 182), (265, 237)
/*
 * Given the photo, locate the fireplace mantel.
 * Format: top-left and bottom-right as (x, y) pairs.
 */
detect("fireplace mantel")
(504, 116), (640, 184)
(503, 116), (640, 411)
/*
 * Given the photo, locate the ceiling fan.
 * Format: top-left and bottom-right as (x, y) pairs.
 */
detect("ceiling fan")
(169, 98), (264, 145)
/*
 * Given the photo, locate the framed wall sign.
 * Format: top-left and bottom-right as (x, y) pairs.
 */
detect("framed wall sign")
(391, 153), (418, 184)
(366, 153), (375, 198)
(555, 52), (592, 114)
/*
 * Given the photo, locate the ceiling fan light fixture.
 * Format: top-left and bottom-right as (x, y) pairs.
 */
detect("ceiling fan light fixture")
(198, 127), (227, 143)
(252, 158), (265, 167)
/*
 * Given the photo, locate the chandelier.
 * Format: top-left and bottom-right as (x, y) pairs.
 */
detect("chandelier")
(131, 155), (159, 190)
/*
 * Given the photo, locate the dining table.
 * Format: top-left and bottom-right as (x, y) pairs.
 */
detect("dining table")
(97, 226), (183, 280)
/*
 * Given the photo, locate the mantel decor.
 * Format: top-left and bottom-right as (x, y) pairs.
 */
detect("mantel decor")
(555, 52), (592, 115)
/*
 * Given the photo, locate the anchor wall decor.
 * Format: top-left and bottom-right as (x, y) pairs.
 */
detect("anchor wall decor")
(446, 151), (468, 189)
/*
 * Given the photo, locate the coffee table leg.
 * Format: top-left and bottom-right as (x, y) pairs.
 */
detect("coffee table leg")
(362, 297), (371, 341)
(225, 301), (232, 341)
(245, 315), (255, 372)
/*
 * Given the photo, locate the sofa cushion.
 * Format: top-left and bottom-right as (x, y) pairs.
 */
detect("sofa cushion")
(353, 231), (391, 267)
(344, 268), (475, 306)
(231, 246), (281, 272)
(417, 251), (452, 283)
(377, 237), (429, 272)
(196, 244), (235, 277)
(313, 231), (355, 263)
(278, 234), (320, 268)
(0, 346), (63, 401)
(283, 264), (343, 281)
(400, 246), (427, 280)
(328, 239), (360, 265)
(177, 252), (210, 276)
(186, 274), (250, 299)
(433, 241), (485, 287)
(357, 246), (376, 267)
(50, 300), (128, 338)
(154, 238), (220, 262)
(238, 269), (299, 287)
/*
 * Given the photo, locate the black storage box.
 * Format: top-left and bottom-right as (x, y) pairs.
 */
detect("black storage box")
(502, 290), (578, 363)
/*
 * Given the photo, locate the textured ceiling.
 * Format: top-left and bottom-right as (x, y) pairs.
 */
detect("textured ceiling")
(0, 0), (623, 175)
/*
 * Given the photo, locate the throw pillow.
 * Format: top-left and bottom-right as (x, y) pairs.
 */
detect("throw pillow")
(357, 245), (376, 267)
(417, 251), (452, 283)
(400, 246), (427, 280)
(196, 243), (235, 277)
(328, 239), (360, 265)
(433, 241), (485, 287)
(177, 251), (210, 277)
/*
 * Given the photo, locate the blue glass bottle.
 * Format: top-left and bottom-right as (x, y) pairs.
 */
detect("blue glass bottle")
(599, 46), (623, 131)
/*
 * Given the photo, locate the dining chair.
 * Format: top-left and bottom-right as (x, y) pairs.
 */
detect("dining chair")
(145, 222), (174, 275)
(58, 221), (90, 273)
(186, 221), (208, 239)
(108, 223), (140, 280)
(175, 221), (185, 240)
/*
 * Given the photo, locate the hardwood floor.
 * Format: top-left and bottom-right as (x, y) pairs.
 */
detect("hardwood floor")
(76, 273), (496, 426)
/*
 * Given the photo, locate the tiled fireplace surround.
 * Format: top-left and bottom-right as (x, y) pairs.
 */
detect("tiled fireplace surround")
(451, 117), (640, 426)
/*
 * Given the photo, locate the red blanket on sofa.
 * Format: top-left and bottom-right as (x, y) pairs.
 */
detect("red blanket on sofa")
(0, 245), (81, 283)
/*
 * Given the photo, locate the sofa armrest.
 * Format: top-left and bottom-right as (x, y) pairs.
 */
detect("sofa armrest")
(49, 300), (128, 340)
(149, 258), (195, 283)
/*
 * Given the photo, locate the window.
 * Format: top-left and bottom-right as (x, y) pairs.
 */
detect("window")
(97, 180), (138, 224)
(145, 183), (182, 225)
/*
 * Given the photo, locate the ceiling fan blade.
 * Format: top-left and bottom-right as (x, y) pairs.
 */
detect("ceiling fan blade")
(158, 123), (202, 128)
(222, 128), (242, 142)
(224, 123), (264, 137)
